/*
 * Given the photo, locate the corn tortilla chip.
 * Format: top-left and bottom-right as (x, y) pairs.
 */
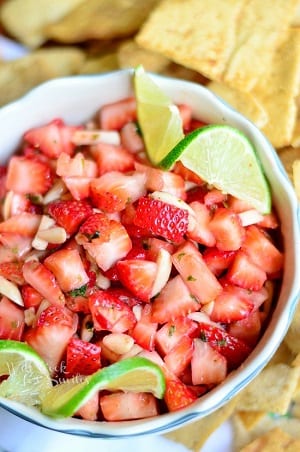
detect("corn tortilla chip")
(284, 302), (300, 354)
(240, 427), (300, 452)
(236, 410), (266, 431)
(118, 40), (169, 73)
(292, 160), (300, 200)
(136, 0), (245, 81)
(208, 81), (268, 128)
(0, 47), (85, 106)
(46, 0), (160, 43)
(277, 147), (300, 182)
(0, 0), (84, 48)
(79, 53), (119, 75)
(164, 396), (238, 451)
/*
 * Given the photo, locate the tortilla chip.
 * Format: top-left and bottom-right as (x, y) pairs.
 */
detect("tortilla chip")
(251, 28), (300, 148)
(118, 39), (169, 73)
(240, 427), (300, 452)
(223, 0), (299, 92)
(136, 0), (245, 81)
(208, 81), (268, 128)
(46, 0), (160, 43)
(267, 341), (296, 367)
(277, 147), (300, 182)
(284, 302), (300, 354)
(161, 62), (209, 85)
(237, 364), (300, 414)
(0, 47), (85, 106)
(0, 0), (84, 48)
(292, 160), (300, 200)
(164, 396), (238, 451)
(79, 53), (119, 75)
(236, 411), (266, 431)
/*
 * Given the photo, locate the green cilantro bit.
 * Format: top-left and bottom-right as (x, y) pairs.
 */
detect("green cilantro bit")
(200, 332), (207, 342)
(85, 231), (100, 240)
(216, 339), (227, 347)
(69, 284), (87, 297)
(168, 325), (176, 336)
(176, 252), (186, 261)
(187, 275), (197, 282)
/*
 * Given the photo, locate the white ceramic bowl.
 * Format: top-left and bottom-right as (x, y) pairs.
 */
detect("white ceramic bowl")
(0, 69), (299, 438)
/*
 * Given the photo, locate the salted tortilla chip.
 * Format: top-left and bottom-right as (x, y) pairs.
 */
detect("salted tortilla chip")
(292, 160), (300, 200)
(164, 396), (238, 451)
(208, 81), (268, 128)
(0, 47), (85, 106)
(46, 0), (160, 43)
(237, 364), (300, 414)
(161, 62), (209, 85)
(136, 0), (245, 81)
(251, 28), (300, 148)
(240, 427), (300, 452)
(118, 39), (169, 73)
(223, 0), (299, 91)
(236, 411), (266, 431)
(277, 147), (300, 182)
(0, 0), (84, 48)
(267, 341), (296, 367)
(79, 53), (119, 75)
(284, 302), (300, 354)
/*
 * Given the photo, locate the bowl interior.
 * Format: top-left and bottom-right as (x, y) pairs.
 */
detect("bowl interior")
(0, 69), (299, 437)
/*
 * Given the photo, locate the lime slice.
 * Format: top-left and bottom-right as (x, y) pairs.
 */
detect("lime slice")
(0, 340), (52, 406)
(41, 356), (166, 418)
(134, 65), (184, 165)
(160, 124), (271, 214)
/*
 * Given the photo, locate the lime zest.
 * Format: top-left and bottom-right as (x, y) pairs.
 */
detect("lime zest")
(134, 65), (184, 165)
(41, 356), (166, 418)
(159, 124), (271, 214)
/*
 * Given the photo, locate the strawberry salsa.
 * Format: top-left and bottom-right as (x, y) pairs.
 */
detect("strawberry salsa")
(0, 97), (283, 421)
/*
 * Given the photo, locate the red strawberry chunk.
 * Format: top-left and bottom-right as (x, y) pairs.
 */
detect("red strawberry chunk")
(164, 335), (194, 377)
(99, 97), (137, 130)
(174, 161), (204, 186)
(117, 259), (157, 302)
(91, 142), (135, 175)
(134, 196), (189, 243)
(65, 337), (101, 377)
(100, 392), (158, 421)
(131, 304), (158, 351)
(155, 316), (198, 355)
(203, 247), (236, 276)
(209, 207), (245, 251)
(177, 104), (192, 131)
(0, 297), (25, 341)
(88, 290), (136, 333)
(210, 284), (254, 323)
(120, 121), (144, 153)
(0, 212), (41, 237)
(24, 119), (79, 158)
(228, 310), (262, 348)
(21, 284), (44, 308)
(76, 393), (99, 421)
(56, 152), (97, 178)
(191, 338), (227, 385)
(44, 249), (89, 292)
(48, 199), (93, 235)
(227, 250), (267, 291)
(0, 166), (7, 201)
(164, 379), (197, 412)
(187, 201), (216, 246)
(0, 261), (25, 285)
(6, 156), (52, 195)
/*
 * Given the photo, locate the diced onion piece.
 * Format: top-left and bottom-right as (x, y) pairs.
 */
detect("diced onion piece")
(200, 301), (215, 316)
(150, 248), (172, 298)
(37, 227), (67, 244)
(132, 304), (143, 322)
(72, 130), (120, 146)
(43, 179), (67, 205)
(0, 275), (24, 306)
(96, 272), (111, 290)
(24, 307), (36, 326)
(81, 314), (94, 342)
(2, 190), (14, 220)
(238, 209), (264, 226)
(102, 333), (134, 355)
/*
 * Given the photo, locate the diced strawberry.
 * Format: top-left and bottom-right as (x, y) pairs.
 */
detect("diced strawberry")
(173, 161), (204, 185)
(63, 177), (92, 201)
(146, 237), (175, 261)
(242, 225), (283, 275)
(203, 247), (236, 276)
(99, 97), (137, 131)
(210, 284), (254, 323)
(188, 118), (207, 131)
(100, 391), (158, 421)
(226, 250), (267, 291)
(105, 287), (141, 308)
(135, 162), (186, 200)
(191, 339), (227, 385)
(134, 196), (189, 243)
(258, 211), (279, 229)
(76, 212), (111, 242)
(164, 379), (197, 412)
(0, 166), (7, 201)
(25, 305), (77, 373)
(204, 189), (227, 208)
(131, 304), (158, 351)
(21, 284), (44, 309)
(4, 192), (31, 217)
(91, 142), (135, 175)
(0, 213), (41, 237)
(56, 152), (97, 178)
(164, 335), (194, 377)
(197, 322), (252, 370)
(0, 261), (25, 285)
(0, 296), (25, 341)
(76, 393), (99, 421)
(0, 234), (32, 259)
(185, 185), (208, 203)
(90, 171), (146, 213)
(209, 208), (245, 251)
(24, 119), (79, 158)
(6, 156), (52, 195)
(120, 122), (144, 153)
(48, 199), (93, 235)
(228, 310), (262, 348)
(44, 249), (89, 293)
(152, 275), (200, 323)
(172, 241), (223, 304)
(88, 290), (136, 333)
(22, 260), (65, 305)
(117, 259), (157, 302)
(177, 104), (192, 131)
(155, 316), (198, 355)
(65, 295), (90, 314)
(65, 337), (101, 377)
(227, 196), (254, 213)
(186, 201), (216, 246)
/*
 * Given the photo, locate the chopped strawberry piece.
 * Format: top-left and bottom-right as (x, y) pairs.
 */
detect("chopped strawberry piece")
(203, 247), (236, 276)
(56, 152), (97, 178)
(0, 213), (41, 237)
(6, 156), (52, 195)
(258, 211), (279, 229)
(185, 185), (208, 203)
(21, 284), (44, 308)
(146, 237), (175, 261)
(210, 284), (254, 323)
(99, 97), (137, 130)
(155, 316), (198, 355)
(88, 290), (136, 333)
(0, 166), (7, 200)
(134, 196), (189, 243)
(0, 261), (25, 285)
(191, 339), (227, 385)
(164, 379), (197, 412)
(228, 310), (262, 348)
(164, 335), (194, 377)
(25, 305), (77, 373)
(48, 199), (93, 235)
(104, 287), (141, 308)
(120, 122), (144, 153)
(65, 337), (101, 377)
(0, 234), (32, 259)
(209, 207), (245, 251)
(117, 259), (157, 302)
(204, 189), (227, 208)
(177, 104), (192, 131)
(227, 250), (267, 291)
(0, 297), (24, 341)
(131, 304), (158, 351)
(187, 201), (216, 246)
(172, 241), (223, 304)
(197, 322), (252, 370)
(100, 391), (158, 421)
(22, 260), (65, 305)
(44, 249), (89, 292)
(91, 142), (135, 175)
(76, 393), (99, 421)
(24, 119), (79, 158)
(173, 161), (204, 185)
(65, 295), (90, 314)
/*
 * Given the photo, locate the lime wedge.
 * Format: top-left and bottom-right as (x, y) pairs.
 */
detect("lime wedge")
(41, 356), (166, 418)
(0, 340), (52, 406)
(134, 65), (184, 165)
(160, 124), (271, 214)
